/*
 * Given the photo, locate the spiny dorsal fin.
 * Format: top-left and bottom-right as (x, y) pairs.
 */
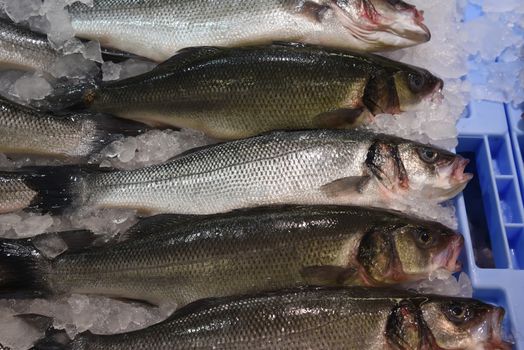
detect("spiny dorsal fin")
(119, 214), (200, 241)
(154, 46), (227, 72)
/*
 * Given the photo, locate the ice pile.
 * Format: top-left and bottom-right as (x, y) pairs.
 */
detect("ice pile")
(0, 295), (176, 349)
(101, 59), (157, 81)
(97, 128), (215, 169)
(0, 0), (520, 348)
(407, 270), (474, 298)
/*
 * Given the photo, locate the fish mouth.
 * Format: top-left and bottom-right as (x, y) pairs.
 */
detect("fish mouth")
(368, 0), (431, 45)
(334, 0), (431, 49)
(451, 157), (473, 185)
(485, 307), (513, 350)
(432, 234), (463, 273)
(446, 235), (463, 272)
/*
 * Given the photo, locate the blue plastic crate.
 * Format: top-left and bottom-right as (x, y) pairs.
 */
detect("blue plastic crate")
(457, 101), (524, 348)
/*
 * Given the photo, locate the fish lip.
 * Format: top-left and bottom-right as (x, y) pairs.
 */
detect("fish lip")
(446, 235), (464, 272)
(432, 234), (463, 273)
(486, 307), (513, 350)
(451, 157), (473, 185)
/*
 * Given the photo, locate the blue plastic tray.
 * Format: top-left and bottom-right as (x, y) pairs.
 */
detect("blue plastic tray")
(456, 101), (523, 348)
(455, 1), (523, 347)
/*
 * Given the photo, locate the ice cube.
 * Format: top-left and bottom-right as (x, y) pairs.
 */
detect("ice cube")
(32, 233), (69, 258)
(102, 61), (123, 81)
(10, 73), (52, 102)
(3, 0), (42, 22)
(0, 308), (46, 350)
(49, 53), (99, 79)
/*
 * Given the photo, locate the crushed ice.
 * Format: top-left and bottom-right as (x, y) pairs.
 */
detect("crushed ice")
(0, 0), (522, 348)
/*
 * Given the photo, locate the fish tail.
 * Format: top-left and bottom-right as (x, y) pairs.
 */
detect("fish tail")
(33, 328), (74, 350)
(0, 238), (50, 298)
(32, 79), (99, 112)
(0, 165), (90, 214)
(90, 113), (150, 139)
(79, 113), (150, 156)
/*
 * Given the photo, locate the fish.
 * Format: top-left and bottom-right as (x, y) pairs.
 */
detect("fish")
(0, 130), (472, 214)
(67, 0), (431, 63)
(0, 205), (463, 305)
(0, 18), (60, 73)
(31, 287), (510, 350)
(44, 43), (443, 139)
(0, 96), (147, 160)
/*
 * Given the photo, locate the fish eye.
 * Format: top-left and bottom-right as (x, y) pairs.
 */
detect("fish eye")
(445, 302), (471, 323)
(408, 73), (425, 92)
(417, 147), (439, 164)
(415, 229), (434, 247)
(387, 0), (400, 5)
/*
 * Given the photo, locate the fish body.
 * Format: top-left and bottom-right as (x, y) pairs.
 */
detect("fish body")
(0, 130), (471, 214)
(0, 18), (59, 73)
(0, 205), (462, 305)
(33, 287), (509, 350)
(68, 0), (431, 62)
(64, 44), (442, 139)
(0, 97), (147, 161)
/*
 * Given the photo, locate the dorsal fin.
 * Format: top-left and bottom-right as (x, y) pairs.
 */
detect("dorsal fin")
(119, 213), (200, 241)
(153, 46), (227, 73)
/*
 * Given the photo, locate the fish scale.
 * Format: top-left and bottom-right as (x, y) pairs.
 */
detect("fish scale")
(67, 0), (431, 62)
(0, 97), (99, 157)
(0, 18), (60, 72)
(54, 43), (442, 140)
(80, 130), (364, 214)
(29, 205), (462, 307)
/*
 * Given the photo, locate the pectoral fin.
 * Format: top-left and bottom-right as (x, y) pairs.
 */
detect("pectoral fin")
(300, 266), (357, 286)
(297, 2), (331, 22)
(320, 176), (371, 198)
(314, 108), (366, 129)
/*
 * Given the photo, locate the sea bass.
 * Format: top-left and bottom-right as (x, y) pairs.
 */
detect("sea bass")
(47, 44), (443, 139)
(32, 287), (510, 350)
(0, 206), (463, 305)
(0, 96), (146, 160)
(0, 130), (472, 214)
(67, 0), (431, 62)
(0, 18), (60, 73)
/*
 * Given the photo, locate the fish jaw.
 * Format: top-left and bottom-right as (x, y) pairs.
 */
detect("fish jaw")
(331, 0), (431, 51)
(431, 234), (464, 274)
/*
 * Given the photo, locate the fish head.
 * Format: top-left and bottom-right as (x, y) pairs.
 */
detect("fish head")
(362, 65), (442, 116)
(390, 222), (463, 279)
(421, 298), (511, 350)
(331, 0), (431, 50)
(395, 141), (473, 202)
(357, 221), (462, 284)
(393, 66), (444, 112)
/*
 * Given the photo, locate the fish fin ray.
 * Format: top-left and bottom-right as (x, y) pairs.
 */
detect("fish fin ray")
(120, 214), (200, 241)
(0, 238), (50, 297)
(314, 108), (366, 128)
(155, 46), (226, 72)
(320, 176), (371, 197)
(297, 1), (331, 22)
(300, 266), (357, 285)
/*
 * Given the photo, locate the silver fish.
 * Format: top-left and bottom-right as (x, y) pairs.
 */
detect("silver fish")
(32, 287), (510, 350)
(67, 0), (431, 62)
(0, 96), (146, 160)
(0, 18), (60, 73)
(0, 130), (472, 214)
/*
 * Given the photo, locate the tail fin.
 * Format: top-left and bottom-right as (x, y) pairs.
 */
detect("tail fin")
(32, 328), (73, 350)
(72, 112), (150, 158)
(0, 165), (100, 214)
(31, 78), (98, 112)
(0, 238), (50, 297)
